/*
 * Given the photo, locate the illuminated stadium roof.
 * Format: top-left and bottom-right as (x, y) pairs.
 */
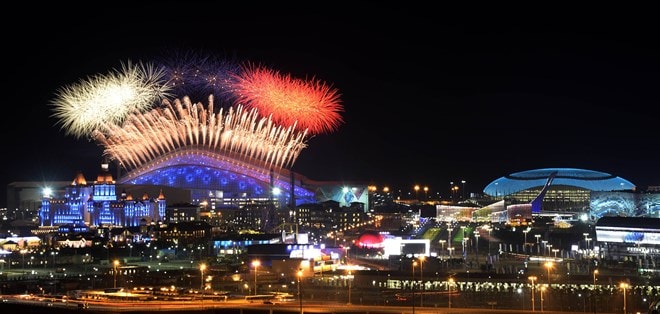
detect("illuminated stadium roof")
(483, 168), (636, 196)
(117, 148), (318, 206)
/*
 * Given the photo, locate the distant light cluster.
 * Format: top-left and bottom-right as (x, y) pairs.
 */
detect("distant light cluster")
(50, 54), (343, 172)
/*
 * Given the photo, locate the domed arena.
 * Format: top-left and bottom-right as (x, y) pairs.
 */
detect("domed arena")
(356, 231), (385, 248)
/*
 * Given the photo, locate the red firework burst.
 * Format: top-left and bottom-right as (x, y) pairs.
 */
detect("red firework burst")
(231, 64), (344, 134)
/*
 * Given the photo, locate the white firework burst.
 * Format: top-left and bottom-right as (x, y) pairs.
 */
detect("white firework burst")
(93, 95), (309, 172)
(51, 60), (171, 138)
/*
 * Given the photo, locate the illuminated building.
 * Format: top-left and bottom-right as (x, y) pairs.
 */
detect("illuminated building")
(39, 163), (166, 228)
(482, 168), (660, 221)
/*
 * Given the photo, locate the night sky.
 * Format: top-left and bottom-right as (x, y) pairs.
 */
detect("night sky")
(3, 6), (658, 207)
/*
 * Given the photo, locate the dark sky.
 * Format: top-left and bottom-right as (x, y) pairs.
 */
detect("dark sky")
(3, 5), (659, 207)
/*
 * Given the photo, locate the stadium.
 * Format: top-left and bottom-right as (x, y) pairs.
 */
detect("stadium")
(31, 55), (369, 231)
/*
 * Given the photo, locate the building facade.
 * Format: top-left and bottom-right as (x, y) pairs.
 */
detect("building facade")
(39, 164), (167, 228)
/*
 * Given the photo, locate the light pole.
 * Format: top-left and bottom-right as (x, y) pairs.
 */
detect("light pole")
(447, 227), (453, 257)
(523, 229), (530, 254)
(541, 240), (548, 256)
(448, 277), (454, 308)
(414, 185), (420, 201)
(252, 260), (260, 295)
(474, 231), (480, 266)
(297, 270), (303, 314)
(545, 262), (553, 284)
(347, 270), (353, 305)
(460, 226), (466, 258)
(583, 233), (589, 249)
(485, 225), (492, 257)
(412, 260), (417, 314)
(593, 269), (599, 314)
(535, 234), (541, 255)
(620, 282), (628, 314)
(51, 251), (57, 269)
(528, 276), (537, 312)
(461, 180), (466, 199)
(200, 263), (206, 292)
(439, 240), (446, 254)
(419, 256), (425, 307)
(540, 285), (546, 312)
(21, 249), (26, 270)
(113, 260), (119, 288)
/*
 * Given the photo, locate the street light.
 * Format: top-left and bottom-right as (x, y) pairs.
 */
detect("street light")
(20, 249), (27, 269)
(540, 285), (546, 312)
(545, 262), (554, 284)
(252, 260), (260, 295)
(412, 260), (417, 314)
(583, 233), (589, 249)
(447, 226), (453, 256)
(347, 270), (354, 305)
(528, 276), (537, 312)
(200, 263), (206, 292)
(541, 240), (548, 256)
(535, 234), (541, 255)
(474, 231), (480, 265)
(620, 282), (629, 314)
(484, 225), (492, 256)
(593, 269), (599, 314)
(297, 270), (303, 314)
(461, 180), (466, 199)
(523, 228), (530, 253)
(460, 226), (466, 258)
(423, 186), (428, 200)
(414, 185), (420, 201)
(419, 256), (425, 307)
(448, 277), (454, 308)
(113, 260), (119, 288)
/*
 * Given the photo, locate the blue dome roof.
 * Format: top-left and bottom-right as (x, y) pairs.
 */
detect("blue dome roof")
(483, 168), (635, 196)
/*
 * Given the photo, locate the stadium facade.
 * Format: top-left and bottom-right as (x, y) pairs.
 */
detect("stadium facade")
(481, 168), (658, 220)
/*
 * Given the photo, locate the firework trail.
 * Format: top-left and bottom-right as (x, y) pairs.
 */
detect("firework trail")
(93, 95), (309, 172)
(50, 60), (171, 138)
(230, 63), (344, 135)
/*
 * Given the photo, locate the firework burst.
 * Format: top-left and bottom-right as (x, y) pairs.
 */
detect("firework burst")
(230, 64), (344, 134)
(50, 60), (171, 138)
(93, 95), (309, 172)
(158, 50), (241, 103)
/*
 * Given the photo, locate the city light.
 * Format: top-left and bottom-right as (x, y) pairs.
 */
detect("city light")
(113, 260), (120, 288)
(545, 262), (554, 284)
(297, 270), (303, 314)
(620, 282), (629, 314)
(252, 260), (260, 295)
(528, 276), (537, 312)
(199, 263), (206, 291)
(418, 256), (425, 307)
(448, 277), (455, 308)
